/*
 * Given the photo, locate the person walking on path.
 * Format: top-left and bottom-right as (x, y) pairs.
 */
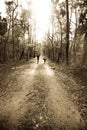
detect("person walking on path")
(37, 54), (40, 63)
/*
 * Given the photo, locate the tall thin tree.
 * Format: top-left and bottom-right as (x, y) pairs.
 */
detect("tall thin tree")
(66, 0), (70, 64)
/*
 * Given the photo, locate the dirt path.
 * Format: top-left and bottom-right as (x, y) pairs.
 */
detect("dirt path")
(0, 58), (86, 130)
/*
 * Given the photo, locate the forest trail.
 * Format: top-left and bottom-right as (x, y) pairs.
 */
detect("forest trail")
(0, 57), (85, 130)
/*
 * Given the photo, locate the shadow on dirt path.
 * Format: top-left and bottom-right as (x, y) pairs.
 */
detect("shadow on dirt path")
(0, 58), (86, 130)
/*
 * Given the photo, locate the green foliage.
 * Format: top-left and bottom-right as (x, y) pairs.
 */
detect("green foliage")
(77, 1), (87, 35)
(60, 8), (66, 17)
(5, 0), (16, 15)
(0, 17), (7, 36)
(79, 10), (87, 25)
(5, 1), (13, 6)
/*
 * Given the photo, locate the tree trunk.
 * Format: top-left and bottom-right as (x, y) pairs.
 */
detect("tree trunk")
(19, 48), (24, 60)
(12, 14), (15, 61)
(66, 0), (70, 65)
(82, 32), (87, 65)
(52, 44), (54, 61)
(3, 42), (7, 63)
(52, 15), (54, 61)
(57, 26), (62, 63)
(73, 8), (78, 63)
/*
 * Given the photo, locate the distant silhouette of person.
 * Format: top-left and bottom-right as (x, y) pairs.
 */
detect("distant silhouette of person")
(37, 54), (40, 63)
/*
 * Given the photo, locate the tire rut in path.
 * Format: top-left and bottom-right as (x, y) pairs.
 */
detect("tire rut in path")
(16, 65), (53, 130)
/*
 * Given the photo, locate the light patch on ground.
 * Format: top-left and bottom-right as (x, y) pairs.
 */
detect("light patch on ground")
(44, 64), (54, 76)
(24, 64), (38, 75)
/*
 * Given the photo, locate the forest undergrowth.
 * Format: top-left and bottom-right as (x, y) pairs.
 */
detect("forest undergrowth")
(49, 61), (87, 127)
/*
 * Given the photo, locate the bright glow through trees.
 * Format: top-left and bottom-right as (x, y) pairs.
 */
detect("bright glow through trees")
(31, 0), (51, 42)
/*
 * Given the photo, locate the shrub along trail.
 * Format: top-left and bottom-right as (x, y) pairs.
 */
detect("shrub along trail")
(0, 58), (86, 130)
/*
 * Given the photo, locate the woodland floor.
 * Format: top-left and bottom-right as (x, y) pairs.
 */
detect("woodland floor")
(0, 57), (87, 130)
